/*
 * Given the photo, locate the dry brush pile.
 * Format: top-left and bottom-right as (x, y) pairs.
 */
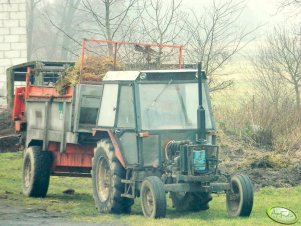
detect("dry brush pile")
(55, 55), (124, 93)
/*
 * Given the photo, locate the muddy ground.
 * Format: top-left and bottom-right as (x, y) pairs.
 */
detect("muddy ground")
(0, 199), (126, 226)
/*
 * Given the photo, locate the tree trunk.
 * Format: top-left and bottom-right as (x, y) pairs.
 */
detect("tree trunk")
(60, 0), (81, 60)
(26, 0), (35, 60)
(105, 0), (113, 56)
(294, 84), (300, 110)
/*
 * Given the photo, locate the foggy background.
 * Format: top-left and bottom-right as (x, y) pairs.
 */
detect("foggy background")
(27, 0), (298, 61)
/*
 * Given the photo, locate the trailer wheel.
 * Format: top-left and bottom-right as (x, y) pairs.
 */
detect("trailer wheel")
(22, 146), (53, 198)
(92, 139), (133, 214)
(140, 176), (166, 218)
(170, 192), (212, 212)
(226, 174), (254, 217)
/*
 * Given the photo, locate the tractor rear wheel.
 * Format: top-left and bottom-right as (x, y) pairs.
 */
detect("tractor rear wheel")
(226, 174), (254, 217)
(140, 176), (166, 218)
(170, 192), (212, 212)
(22, 146), (53, 198)
(92, 139), (133, 214)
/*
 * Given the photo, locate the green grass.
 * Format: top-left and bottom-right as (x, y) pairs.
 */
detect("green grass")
(0, 152), (300, 226)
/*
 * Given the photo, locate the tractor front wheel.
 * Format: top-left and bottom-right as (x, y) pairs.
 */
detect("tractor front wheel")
(22, 146), (53, 197)
(140, 176), (166, 218)
(226, 174), (254, 217)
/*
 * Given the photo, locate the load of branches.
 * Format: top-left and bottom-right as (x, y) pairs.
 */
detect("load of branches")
(55, 55), (124, 93)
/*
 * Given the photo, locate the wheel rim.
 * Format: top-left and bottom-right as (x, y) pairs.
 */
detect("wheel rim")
(96, 157), (111, 202)
(227, 181), (241, 212)
(24, 156), (32, 189)
(142, 186), (154, 216)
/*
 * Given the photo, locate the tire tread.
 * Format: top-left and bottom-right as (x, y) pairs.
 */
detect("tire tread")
(22, 146), (52, 198)
(141, 176), (166, 218)
(92, 139), (133, 214)
(226, 173), (254, 217)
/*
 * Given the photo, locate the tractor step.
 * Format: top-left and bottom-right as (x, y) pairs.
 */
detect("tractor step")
(121, 179), (135, 199)
(121, 179), (134, 184)
(121, 193), (135, 199)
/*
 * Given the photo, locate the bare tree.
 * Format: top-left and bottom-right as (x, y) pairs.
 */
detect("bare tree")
(281, 0), (301, 8)
(184, 0), (256, 92)
(27, 0), (83, 61)
(249, 54), (291, 108)
(26, 0), (58, 60)
(26, 0), (42, 60)
(136, 0), (185, 68)
(279, 0), (301, 22)
(43, 0), (82, 60)
(29, 0), (139, 61)
(80, 0), (137, 56)
(59, 0), (81, 60)
(254, 25), (301, 110)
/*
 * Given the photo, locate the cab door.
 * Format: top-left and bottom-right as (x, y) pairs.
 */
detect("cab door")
(115, 84), (138, 166)
(97, 83), (138, 166)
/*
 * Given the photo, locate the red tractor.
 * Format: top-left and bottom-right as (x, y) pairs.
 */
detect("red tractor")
(7, 60), (253, 218)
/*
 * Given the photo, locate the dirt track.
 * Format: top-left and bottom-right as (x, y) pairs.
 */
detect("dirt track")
(0, 199), (126, 226)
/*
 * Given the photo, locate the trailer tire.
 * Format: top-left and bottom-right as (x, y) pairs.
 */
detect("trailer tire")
(170, 192), (212, 212)
(140, 176), (166, 218)
(92, 139), (133, 214)
(226, 174), (254, 217)
(22, 146), (53, 198)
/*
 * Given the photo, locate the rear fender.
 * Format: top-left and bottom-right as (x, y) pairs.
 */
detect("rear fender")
(93, 128), (126, 168)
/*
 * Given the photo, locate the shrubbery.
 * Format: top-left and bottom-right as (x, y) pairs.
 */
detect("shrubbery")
(215, 93), (301, 154)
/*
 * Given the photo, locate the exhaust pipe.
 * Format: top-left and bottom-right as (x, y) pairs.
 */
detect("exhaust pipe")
(197, 62), (206, 144)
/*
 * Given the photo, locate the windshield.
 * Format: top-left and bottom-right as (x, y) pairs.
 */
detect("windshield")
(139, 82), (198, 130)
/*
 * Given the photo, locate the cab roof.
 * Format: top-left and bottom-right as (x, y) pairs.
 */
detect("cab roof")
(103, 69), (199, 81)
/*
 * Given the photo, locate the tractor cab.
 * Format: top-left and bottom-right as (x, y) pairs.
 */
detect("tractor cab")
(96, 69), (216, 169)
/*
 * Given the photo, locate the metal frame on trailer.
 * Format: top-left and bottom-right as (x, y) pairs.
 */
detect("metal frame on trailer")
(80, 39), (183, 71)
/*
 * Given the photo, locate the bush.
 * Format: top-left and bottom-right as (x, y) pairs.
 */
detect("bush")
(215, 94), (301, 153)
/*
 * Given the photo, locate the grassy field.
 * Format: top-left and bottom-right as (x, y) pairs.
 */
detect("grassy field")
(0, 151), (300, 226)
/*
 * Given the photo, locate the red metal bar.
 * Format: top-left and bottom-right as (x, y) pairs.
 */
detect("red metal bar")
(12, 87), (25, 121)
(25, 67), (30, 99)
(113, 42), (117, 71)
(85, 39), (182, 49)
(26, 86), (73, 98)
(15, 121), (22, 132)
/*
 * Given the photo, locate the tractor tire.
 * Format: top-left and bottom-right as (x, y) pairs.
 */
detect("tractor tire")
(92, 139), (133, 214)
(226, 174), (254, 217)
(170, 191), (212, 212)
(22, 146), (53, 198)
(140, 176), (166, 218)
